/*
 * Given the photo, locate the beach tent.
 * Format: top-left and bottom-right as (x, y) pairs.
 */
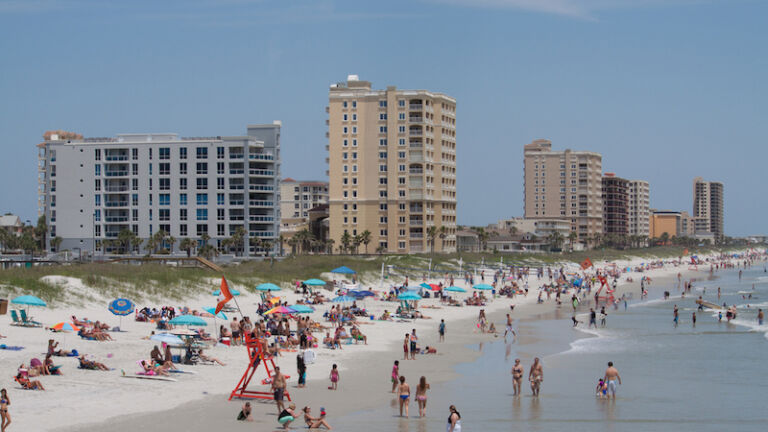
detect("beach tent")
(256, 283), (281, 292)
(288, 304), (315, 314)
(398, 292), (422, 301)
(419, 282), (432, 290)
(332, 295), (355, 303)
(331, 266), (356, 274)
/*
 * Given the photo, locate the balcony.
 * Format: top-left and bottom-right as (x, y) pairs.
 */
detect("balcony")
(409, 129), (423, 137)
(104, 216), (129, 222)
(230, 153), (244, 159)
(249, 169), (274, 176)
(409, 141), (423, 149)
(409, 169), (423, 175)
(229, 169), (245, 175)
(249, 216), (275, 222)
(249, 185), (274, 191)
(229, 200), (244, 206)
(104, 155), (129, 161)
(409, 233), (424, 239)
(249, 200), (274, 207)
(409, 117), (424, 124)
(409, 103), (423, 111)
(104, 201), (129, 207)
(104, 186), (129, 192)
(409, 191), (424, 200)
(249, 154), (274, 161)
(409, 219), (424, 226)
(409, 151), (425, 163)
(229, 185), (245, 190)
(104, 171), (128, 177)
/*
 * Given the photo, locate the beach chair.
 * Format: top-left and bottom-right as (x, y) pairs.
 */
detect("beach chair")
(10, 310), (25, 326)
(20, 310), (42, 327)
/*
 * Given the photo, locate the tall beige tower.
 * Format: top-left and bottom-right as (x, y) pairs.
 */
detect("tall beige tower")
(327, 76), (457, 253)
(523, 140), (602, 243)
(693, 177), (724, 240)
(627, 179), (650, 237)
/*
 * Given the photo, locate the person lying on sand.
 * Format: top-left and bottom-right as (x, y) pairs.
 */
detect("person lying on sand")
(15, 373), (45, 390)
(79, 355), (110, 371)
(198, 349), (226, 366)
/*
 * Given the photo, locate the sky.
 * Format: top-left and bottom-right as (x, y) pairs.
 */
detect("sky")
(1, 0), (766, 235)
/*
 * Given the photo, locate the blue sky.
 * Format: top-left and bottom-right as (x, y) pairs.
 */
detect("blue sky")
(1, 0), (766, 235)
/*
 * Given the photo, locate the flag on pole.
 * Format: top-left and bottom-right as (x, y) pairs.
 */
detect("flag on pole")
(215, 277), (233, 314)
(683, 248), (689, 256)
(580, 258), (593, 270)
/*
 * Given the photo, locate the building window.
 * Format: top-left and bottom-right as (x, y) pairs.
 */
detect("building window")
(196, 193), (208, 206)
(217, 178), (225, 190)
(179, 208), (187, 221)
(197, 178), (208, 190)
(179, 178), (187, 190)
(217, 193), (225, 206)
(159, 148), (170, 160)
(379, 139), (387, 146)
(180, 193), (187, 206)
(343, 139), (348, 147)
(95, 194), (101, 206)
(132, 148), (138, 160)
(196, 147), (208, 159)
(217, 147), (225, 159)
(217, 162), (224, 174)
(217, 224), (225, 236)
(197, 209), (208, 221)
(399, 139), (405, 145)
(159, 209), (170, 221)
(132, 209), (138, 221)
(159, 194), (170, 206)
(159, 178), (170, 190)
(379, 126), (387, 133)
(196, 162), (208, 175)
(132, 163), (138, 175)
(399, 113), (406, 120)
(379, 152), (387, 159)
(94, 179), (101, 191)
(379, 113), (387, 120)
(352, 139), (357, 146)
(148, 148), (153, 160)
(94, 149), (101, 161)
(379, 190), (387, 198)
(95, 165), (101, 176)
(379, 165), (387, 172)
(179, 224), (188, 236)
(379, 100), (387, 107)
(196, 224), (208, 236)
(179, 147), (187, 159)
(217, 208), (225, 221)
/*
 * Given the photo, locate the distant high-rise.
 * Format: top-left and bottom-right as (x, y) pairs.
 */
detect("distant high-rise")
(523, 140), (602, 242)
(601, 173), (629, 236)
(628, 180), (650, 237)
(692, 177), (724, 240)
(327, 76), (457, 254)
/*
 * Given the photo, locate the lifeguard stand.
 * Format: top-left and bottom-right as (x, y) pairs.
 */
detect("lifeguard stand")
(594, 275), (615, 304)
(229, 333), (291, 401)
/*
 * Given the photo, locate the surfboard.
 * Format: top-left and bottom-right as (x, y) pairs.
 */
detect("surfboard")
(121, 374), (177, 382)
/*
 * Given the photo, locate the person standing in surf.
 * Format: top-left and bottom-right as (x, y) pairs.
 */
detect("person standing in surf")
(511, 358), (524, 396)
(529, 357), (543, 396)
(603, 361), (622, 400)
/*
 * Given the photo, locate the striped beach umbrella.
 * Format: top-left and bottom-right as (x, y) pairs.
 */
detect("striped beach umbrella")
(51, 322), (80, 332)
(108, 298), (135, 316)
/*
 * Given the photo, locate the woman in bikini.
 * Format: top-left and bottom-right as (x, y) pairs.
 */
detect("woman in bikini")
(302, 406), (332, 429)
(397, 376), (411, 418)
(1, 388), (10, 432)
(415, 376), (431, 417)
(403, 334), (410, 360)
(391, 360), (399, 393)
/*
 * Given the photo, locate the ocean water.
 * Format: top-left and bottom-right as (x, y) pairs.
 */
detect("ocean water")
(334, 265), (768, 431)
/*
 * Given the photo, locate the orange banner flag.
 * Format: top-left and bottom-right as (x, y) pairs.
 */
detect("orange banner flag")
(580, 258), (593, 270)
(683, 248), (689, 256)
(215, 277), (233, 314)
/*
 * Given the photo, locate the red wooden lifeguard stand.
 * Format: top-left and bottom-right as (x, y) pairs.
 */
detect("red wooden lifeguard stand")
(594, 275), (615, 304)
(229, 333), (291, 401)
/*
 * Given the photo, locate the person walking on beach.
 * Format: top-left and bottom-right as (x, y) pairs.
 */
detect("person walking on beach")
(758, 309), (764, 325)
(410, 329), (418, 360)
(511, 358), (524, 396)
(328, 364), (339, 390)
(391, 361), (400, 393)
(1, 388), (10, 432)
(439, 319), (446, 342)
(271, 366), (287, 414)
(603, 361), (622, 400)
(415, 376), (430, 417)
(504, 314), (516, 341)
(589, 308), (597, 328)
(397, 376), (411, 418)
(403, 334), (410, 360)
(600, 306), (607, 327)
(692, 312), (697, 327)
(297, 353), (307, 388)
(447, 405), (462, 432)
(529, 357), (543, 396)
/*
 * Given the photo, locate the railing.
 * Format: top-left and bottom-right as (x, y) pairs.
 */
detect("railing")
(409, 104), (423, 110)
(229, 185), (245, 190)
(105, 171), (128, 177)
(409, 169), (423, 174)
(249, 185), (274, 191)
(104, 202), (129, 207)
(249, 154), (274, 160)
(249, 216), (274, 222)
(409, 220), (423, 226)
(409, 234), (424, 239)
(249, 169), (274, 176)
(250, 231), (275, 237)
(230, 216), (245, 221)
(249, 200), (274, 207)
(104, 187), (129, 192)
(229, 169), (244, 175)
(409, 117), (424, 124)
(105, 156), (129, 161)
(230, 154), (244, 159)
(409, 129), (423, 136)
(229, 200), (244, 206)
(105, 217), (129, 222)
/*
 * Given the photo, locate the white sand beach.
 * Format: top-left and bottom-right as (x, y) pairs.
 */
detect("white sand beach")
(0, 252), (745, 431)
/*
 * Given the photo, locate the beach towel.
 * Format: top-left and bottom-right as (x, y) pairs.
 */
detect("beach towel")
(0, 344), (25, 351)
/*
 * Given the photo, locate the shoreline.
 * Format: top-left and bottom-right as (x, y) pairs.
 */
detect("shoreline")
(64, 253), (728, 432)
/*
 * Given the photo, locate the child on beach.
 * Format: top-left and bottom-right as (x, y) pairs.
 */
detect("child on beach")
(391, 360), (399, 393)
(596, 378), (607, 398)
(397, 376), (411, 418)
(328, 364), (339, 390)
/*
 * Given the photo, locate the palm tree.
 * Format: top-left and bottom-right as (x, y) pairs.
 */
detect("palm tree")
(262, 240), (273, 256)
(376, 244), (386, 255)
(198, 244), (219, 259)
(179, 238), (197, 257)
(547, 232), (564, 252)
(659, 232), (670, 246)
(352, 234), (363, 255)
(117, 229), (135, 254)
(508, 225), (519, 236)
(427, 226), (438, 254)
(438, 226), (448, 251)
(34, 215), (47, 252)
(229, 227), (246, 256)
(340, 231), (352, 255)
(568, 231), (578, 251)
(166, 235), (176, 254)
(51, 236), (62, 253)
(360, 230), (372, 254)
(326, 238), (335, 255)
(278, 234), (285, 256)
(286, 237), (298, 255)
(473, 227), (489, 251)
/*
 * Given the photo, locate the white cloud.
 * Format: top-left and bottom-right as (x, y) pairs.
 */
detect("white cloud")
(426, 0), (723, 19)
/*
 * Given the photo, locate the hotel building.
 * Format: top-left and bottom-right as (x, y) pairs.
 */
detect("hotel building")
(37, 124), (281, 256)
(628, 179), (650, 237)
(523, 139), (603, 242)
(693, 177), (724, 240)
(327, 75), (457, 253)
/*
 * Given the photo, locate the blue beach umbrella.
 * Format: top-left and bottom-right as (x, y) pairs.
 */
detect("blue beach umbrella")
(419, 282), (432, 290)
(332, 295), (355, 303)
(169, 315), (207, 326)
(405, 285), (422, 291)
(212, 289), (240, 296)
(331, 266), (356, 274)
(303, 279), (327, 286)
(473, 284), (494, 291)
(398, 292), (422, 301)
(108, 298), (135, 316)
(150, 332), (184, 346)
(444, 286), (467, 293)
(256, 283), (281, 292)
(203, 307), (228, 320)
(288, 304), (315, 314)
(11, 295), (47, 307)
(352, 290), (375, 298)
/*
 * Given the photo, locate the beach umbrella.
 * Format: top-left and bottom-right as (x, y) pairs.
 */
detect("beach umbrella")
(419, 282), (432, 290)
(331, 266), (356, 274)
(352, 290), (375, 298)
(212, 289), (240, 296)
(445, 286), (467, 293)
(473, 284), (494, 291)
(150, 332), (184, 346)
(429, 283), (441, 291)
(108, 298), (135, 316)
(288, 304), (315, 314)
(332, 295), (355, 303)
(203, 307), (228, 320)
(169, 315), (207, 327)
(51, 322), (80, 332)
(405, 285), (422, 291)
(169, 328), (197, 336)
(256, 283), (281, 292)
(265, 305), (296, 315)
(398, 292), (422, 301)
(303, 279), (327, 286)
(11, 295), (47, 307)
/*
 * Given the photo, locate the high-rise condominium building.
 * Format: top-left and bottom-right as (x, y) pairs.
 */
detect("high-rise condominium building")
(523, 140), (602, 242)
(279, 179), (328, 221)
(692, 177), (724, 240)
(627, 179), (650, 237)
(327, 75), (457, 253)
(602, 173), (629, 236)
(37, 124), (281, 256)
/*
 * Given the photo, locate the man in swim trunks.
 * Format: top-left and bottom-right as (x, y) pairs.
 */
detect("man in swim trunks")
(589, 308), (597, 328)
(529, 357), (543, 396)
(511, 358), (524, 396)
(603, 361), (622, 399)
(272, 366), (287, 414)
(504, 314), (516, 341)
